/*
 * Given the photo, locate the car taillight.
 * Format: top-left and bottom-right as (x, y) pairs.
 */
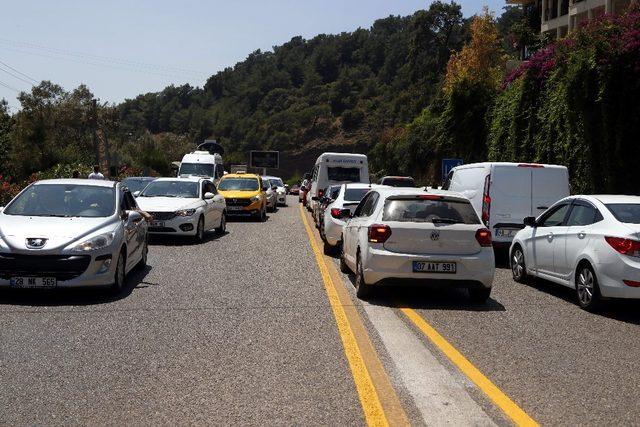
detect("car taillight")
(623, 280), (640, 287)
(330, 208), (342, 219)
(605, 236), (640, 257)
(517, 163), (544, 168)
(368, 224), (392, 243)
(475, 228), (492, 247)
(481, 174), (491, 226)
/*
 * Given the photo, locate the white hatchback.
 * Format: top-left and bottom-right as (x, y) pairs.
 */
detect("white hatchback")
(339, 187), (495, 301)
(510, 195), (640, 310)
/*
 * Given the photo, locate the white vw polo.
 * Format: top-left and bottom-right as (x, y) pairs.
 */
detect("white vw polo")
(339, 187), (495, 301)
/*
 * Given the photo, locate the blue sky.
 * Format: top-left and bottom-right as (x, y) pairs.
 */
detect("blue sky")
(0, 0), (504, 111)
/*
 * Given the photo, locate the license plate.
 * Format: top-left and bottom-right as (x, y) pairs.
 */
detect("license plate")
(495, 228), (517, 238)
(228, 206), (244, 211)
(413, 261), (457, 274)
(151, 221), (165, 227)
(10, 277), (57, 288)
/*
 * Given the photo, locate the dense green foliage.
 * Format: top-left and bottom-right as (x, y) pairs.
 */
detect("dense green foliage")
(489, 6), (640, 193)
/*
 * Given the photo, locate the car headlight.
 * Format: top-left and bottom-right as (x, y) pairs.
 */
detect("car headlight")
(176, 209), (196, 217)
(250, 196), (261, 203)
(72, 232), (115, 252)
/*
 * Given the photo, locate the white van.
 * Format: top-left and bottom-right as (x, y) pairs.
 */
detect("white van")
(309, 153), (369, 212)
(443, 162), (569, 248)
(178, 151), (224, 180)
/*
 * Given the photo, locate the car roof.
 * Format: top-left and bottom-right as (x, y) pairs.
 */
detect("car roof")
(34, 179), (116, 188)
(581, 195), (640, 204)
(153, 176), (205, 183)
(223, 173), (260, 179)
(262, 176), (282, 180)
(381, 176), (414, 180)
(122, 176), (156, 180)
(341, 183), (385, 190)
(453, 162), (567, 170)
(374, 186), (468, 200)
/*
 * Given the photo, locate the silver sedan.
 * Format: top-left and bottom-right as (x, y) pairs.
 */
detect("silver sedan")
(0, 179), (148, 293)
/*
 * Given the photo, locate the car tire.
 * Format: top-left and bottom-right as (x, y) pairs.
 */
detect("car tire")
(469, 288), (491, 303)
(216, 212), (226, 235)
(260, 206), (267, 222)
(195, 216), (205, 242)
(323, 240), (335, 256)
(355, 253), (372, 299)
(339, 241), (349, 273)
(511, 245), (529, 283)
(136, 236), (148, 270)
(576, 263), (602, 311)
(110, 250), (125, 294)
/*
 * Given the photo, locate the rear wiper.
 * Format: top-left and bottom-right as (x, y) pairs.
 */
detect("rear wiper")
(432, 218), (461, 224)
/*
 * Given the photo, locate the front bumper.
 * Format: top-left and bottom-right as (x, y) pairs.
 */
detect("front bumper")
(0, 248), (119, 288)
(148, 214), (199, 236)
(363, 247), (495, 288)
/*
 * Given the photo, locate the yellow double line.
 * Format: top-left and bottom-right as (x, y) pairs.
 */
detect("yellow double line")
(300, 205), (538, 427)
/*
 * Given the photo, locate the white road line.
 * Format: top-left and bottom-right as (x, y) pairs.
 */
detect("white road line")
(361, 302), (497, 426)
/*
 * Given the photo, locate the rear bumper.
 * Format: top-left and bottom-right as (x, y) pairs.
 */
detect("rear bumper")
(323, 217), (345, 247)
(363, 247), (495, 288)
(595, 253), (640, 299)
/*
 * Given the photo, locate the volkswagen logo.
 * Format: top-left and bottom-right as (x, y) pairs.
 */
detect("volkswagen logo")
(26, 238), (47, 249)
(430, 231), (440, 241)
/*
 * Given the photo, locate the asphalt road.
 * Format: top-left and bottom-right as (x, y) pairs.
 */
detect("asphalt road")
(2, 196), (640, 425)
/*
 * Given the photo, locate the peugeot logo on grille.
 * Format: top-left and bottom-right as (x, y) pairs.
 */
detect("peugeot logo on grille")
(430, 231), (440, 241)
(26, 238), (47, 249)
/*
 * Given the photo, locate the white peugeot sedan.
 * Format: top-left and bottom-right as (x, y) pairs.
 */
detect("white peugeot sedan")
(510, 195), (640, 310)
(321, 183), (386, 252)
(0, 179), (148, 293)
(136, 177), (226, 241)
(340, 187), (495, 301)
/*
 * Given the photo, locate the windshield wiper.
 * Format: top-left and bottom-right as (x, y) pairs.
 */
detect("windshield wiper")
(432, 218), (462, 224)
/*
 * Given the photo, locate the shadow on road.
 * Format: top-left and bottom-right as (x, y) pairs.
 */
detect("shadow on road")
(149, 230), (228, 246)
(344, 273), (506, 312)
(520, 275), (640, 325)
(0, 266), (154, 307)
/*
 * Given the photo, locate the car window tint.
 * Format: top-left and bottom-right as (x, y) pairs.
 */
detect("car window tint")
(540, 204), (570, 227)
(383, 199), (480, 224)
(359, 192), (379, 217)
(354, 193), (371, 217)
(567, 203), (598, 226)
(605, 203), (640, 224)
(123, 191), (137, 210)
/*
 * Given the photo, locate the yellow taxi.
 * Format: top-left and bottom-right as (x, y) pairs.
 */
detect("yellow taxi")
(217, 173), (267, 221)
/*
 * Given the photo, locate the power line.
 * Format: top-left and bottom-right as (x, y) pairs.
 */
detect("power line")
(0, 45), (205, 81)
(0, 59), (37, 83)
(0, 37), (207, 77)
(0, 63), (35, 86)
(0, 79), (20, 93)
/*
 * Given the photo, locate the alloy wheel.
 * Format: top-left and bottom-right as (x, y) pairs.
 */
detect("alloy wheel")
(512, 249), (524, 281)
(577, 267), (595, 306)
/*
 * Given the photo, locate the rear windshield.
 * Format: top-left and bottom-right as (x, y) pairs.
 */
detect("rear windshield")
(327, 167), (361, 182)
(382, 178), (415, 187)
(344, 188), (370, 202)
(218, 178), (259, 191)
(382, 198), (480, 224)
(606, 203), (640, 224)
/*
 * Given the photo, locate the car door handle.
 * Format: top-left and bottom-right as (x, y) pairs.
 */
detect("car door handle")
(546, 232), (554, 241)
(578, 231), (586, 239)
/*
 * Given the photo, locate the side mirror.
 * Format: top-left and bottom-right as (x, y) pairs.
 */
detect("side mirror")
(204, 192), (215, 200)
(339, 209), (352, 219)
(311, 196), (319, 201)
(523, 216), (537, 227)
(213, 194), (224, 203)
(120, 210), (129, 221)
(128, 210), (142, 222)
(271, 185), (278, 191)
(133, 191), (141, 197)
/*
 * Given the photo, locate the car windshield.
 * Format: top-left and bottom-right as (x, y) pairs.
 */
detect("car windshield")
(606, 203), (640, 224)
(327, 167), (361, 182)
(4, 184), (116, 218)
(179, 163), (215, 177)
(270, 178), (284, 187)
(218, 178), (259, 191)
(344, 188), (371, 202)
(382, 198), (480, 224)
(141, 181), (199, 198)
(121, 178), (154, 193)
(382, 178), (415, 187)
